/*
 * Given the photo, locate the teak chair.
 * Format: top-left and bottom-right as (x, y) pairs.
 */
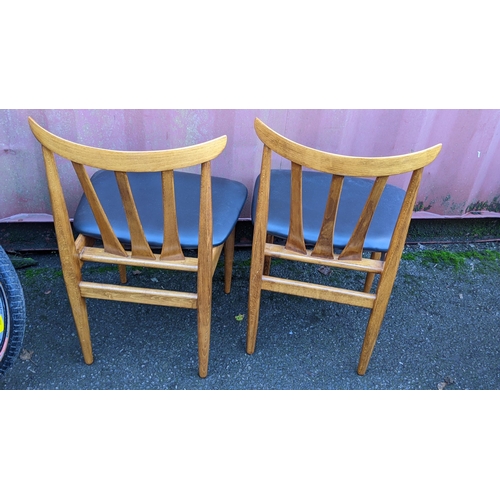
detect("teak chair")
(29, 117), (247, 378)
(247, 118), (441, 375)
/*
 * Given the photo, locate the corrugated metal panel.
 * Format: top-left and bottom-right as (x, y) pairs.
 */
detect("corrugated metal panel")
(1, 109), (500, 221)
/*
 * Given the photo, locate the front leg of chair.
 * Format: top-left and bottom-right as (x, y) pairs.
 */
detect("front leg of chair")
(224, 228), (236, 294)
(263, 234), (274, 275)
(119, 264), (127, 284)
(363, 252), (382, 293)
(197, 260), (212, 378)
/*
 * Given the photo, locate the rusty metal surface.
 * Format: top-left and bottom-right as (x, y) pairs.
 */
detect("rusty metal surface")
(1, 109), (500, 221)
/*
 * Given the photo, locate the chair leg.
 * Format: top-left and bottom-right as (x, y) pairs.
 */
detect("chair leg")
(246, 240), (267, 355)
(68, 293), (94, 364)
(197, 308), (210, 378)
(263, 234), (274, 275)
(61, 268), (94, 364)
(197, 257), (213, 379)
(57, 234), (95, 364)
(363, 252), (382, 293)
(119, 264), (127, 284)
(359, 245), (406, 375)
(246, 278), (262, 355)
(357, 276), (393, 375)
(224, 228), (235, 294)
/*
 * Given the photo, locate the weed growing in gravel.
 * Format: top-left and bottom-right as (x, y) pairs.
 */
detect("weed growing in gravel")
(23, 267), (63, 280)
(402, 248), (500, 272)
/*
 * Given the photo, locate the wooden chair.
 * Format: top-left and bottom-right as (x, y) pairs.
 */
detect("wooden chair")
(28, 117), (247, 378)
(247, 118), (441, 375)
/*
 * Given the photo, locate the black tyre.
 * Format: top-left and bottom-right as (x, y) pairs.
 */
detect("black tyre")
(0, 245), (26, 375)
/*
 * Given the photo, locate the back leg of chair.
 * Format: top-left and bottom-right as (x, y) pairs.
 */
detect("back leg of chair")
(357, 267), (395, 375)
(197, 249), (213, 378)
(246, 235), (267, 355)
(357, 303), (388, 375)
(246, 272), (262, 355)
(363, 252), (382, 293)
(197, 312), (210, 378)
(68, 292), (94, 365)
(224, 228), (235, 294)
(56, 229), (95, 364)
(60, 263), (94, 364)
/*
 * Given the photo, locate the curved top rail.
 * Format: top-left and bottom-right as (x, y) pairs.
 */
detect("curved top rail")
(254, 117), (441, 176)
(29, 117), (227, 172)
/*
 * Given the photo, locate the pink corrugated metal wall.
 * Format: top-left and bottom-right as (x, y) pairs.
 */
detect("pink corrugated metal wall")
(1, 109), (500, 221)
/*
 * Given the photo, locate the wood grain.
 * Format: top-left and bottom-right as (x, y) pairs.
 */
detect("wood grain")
(29, 117), (235, 378)
(247, 117), (442, 375)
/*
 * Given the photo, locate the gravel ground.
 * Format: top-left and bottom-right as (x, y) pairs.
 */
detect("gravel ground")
(1, 239), (499, 390)
(3, 233), (499, 499)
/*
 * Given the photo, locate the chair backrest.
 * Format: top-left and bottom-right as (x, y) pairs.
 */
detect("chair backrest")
(253, 117), (442, 262)
(28, 117), (227, 262)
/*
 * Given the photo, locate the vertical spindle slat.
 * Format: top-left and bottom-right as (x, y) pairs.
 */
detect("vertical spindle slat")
(160, 170), (185, 261)
(285, 162), (307, 255)
(73, 162), (128, 257)
(311, 175), (344, 259)
(115, 171), (155, 260)
(339, 176), (389, 261)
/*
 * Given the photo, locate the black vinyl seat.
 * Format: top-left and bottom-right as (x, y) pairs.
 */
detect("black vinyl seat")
(252, 170), (405, 254)
(74, 170), (248, 249)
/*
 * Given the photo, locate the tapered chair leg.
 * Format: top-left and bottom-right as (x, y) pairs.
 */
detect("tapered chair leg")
(357, 295), (392, 375)
(363, 252), (382, 293)
(246, 276), (263, 355)
(65, 286), (94, 364)
(197, 252), (213, 378)
(263, 234), (274, 275)
(246, 241), (266, 355)
(197, 294), (211, 378)
(197, 315), (210, 378)
(224, 228), (235, 294)
(59, 245), (94, 364)
(119, 265), (127, 284)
